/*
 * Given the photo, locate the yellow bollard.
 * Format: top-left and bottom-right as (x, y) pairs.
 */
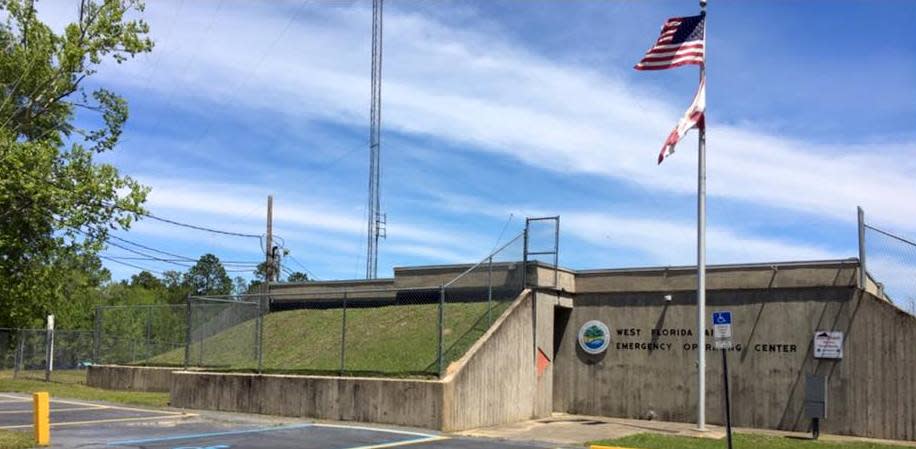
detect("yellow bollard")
(33, 392), (50, 446)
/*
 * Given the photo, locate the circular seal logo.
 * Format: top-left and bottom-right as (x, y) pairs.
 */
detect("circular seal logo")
(578, 320), (610, 354)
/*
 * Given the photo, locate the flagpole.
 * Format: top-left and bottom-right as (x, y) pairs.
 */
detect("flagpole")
(696, 0), (708, 432)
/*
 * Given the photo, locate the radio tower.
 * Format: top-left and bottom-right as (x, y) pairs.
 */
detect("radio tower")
(365, 0), (385, 279)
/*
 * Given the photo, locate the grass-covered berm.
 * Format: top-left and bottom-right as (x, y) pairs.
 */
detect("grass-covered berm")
(148, 301), (511, 377)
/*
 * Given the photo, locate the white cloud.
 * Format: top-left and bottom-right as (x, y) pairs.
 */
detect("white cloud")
(563, 212), (841, 266)
(74, 1), (914, 233)
(137, 177), (490, 266)
(32, 1), (916, 276)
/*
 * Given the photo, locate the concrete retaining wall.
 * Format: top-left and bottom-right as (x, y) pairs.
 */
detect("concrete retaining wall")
(87, 365), (176, 392)
(170, 371), (444, 428)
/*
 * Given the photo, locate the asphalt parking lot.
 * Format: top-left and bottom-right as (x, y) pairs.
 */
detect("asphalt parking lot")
(0, 393), (558, 449)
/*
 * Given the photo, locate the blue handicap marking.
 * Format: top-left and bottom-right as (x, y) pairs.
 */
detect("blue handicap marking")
(712, 311), (731, 325)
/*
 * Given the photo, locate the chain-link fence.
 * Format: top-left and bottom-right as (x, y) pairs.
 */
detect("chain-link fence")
(439, 232), (526, 372)
(2, 229), (531, 380)
(184, 297), (260, 370)
(0, 328), (93, 382)
(222, 287), (442, 376)
(179, 231), (529, 377)
(863, 221), (916, 315)
(95, 304), (187, 366)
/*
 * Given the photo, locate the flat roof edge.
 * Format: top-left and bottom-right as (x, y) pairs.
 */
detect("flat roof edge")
(576, 258), (859, 276)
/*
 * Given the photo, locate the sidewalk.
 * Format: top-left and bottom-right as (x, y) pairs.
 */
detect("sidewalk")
(456, 413), (916, 448)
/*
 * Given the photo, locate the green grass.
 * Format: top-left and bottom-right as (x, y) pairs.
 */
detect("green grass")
(0, 370), (169, 408)
(147, 301), (510, 376)
(0, 430), (33, 449)
(591, 433), (906, 449)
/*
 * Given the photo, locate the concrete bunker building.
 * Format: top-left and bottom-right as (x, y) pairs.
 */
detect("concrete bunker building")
(91, 258), (916, 441)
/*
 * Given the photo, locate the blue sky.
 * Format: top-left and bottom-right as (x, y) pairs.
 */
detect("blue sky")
(34, 1), (916, 295)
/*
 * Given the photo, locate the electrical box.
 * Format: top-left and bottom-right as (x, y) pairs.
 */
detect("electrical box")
(804, 374), (827, 419)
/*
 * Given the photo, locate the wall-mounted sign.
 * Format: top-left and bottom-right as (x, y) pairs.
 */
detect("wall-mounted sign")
(578, 320), (610, 354)
(713, 311), (733, 349)
(813, 331), (843, 359)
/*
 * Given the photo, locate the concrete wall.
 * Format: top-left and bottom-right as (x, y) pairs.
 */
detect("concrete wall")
(87, 365), (175, 392)
(170, 371), (444, 428)
(552, 286), (916, 441)
(442, 292), (541, 431)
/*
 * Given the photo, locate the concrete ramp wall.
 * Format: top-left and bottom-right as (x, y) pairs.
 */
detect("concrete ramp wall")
(442, 292), (540, 431)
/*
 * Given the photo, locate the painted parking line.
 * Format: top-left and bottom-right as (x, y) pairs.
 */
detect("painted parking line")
(0, 406), (106, 414)
(0, 393), (196, 430)
(344, 435), (449, 449)
(1, 413), (195, 430)
(107, 423), (316, 446)
(312, 423), (448, 449)
(107, 422), (447, 449)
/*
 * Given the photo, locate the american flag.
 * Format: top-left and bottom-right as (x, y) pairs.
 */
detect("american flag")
(635, 14), (705, 71)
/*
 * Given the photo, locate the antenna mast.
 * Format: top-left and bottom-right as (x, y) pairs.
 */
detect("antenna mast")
(366, 0), (385, 279)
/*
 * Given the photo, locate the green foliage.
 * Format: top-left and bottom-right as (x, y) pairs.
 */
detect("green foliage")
(591, 432), (904, 449)
(183, 253), (233, 296)
(0, 370), (169, 407)
(130, 270), (163, 290)
(286, 271), (309, 282)
(0, 429), (33, 449)
(0, 0), (153, 329)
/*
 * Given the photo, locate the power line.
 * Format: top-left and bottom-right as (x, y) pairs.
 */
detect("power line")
(286, 254), (320, 281)
(102, 254), (259, 267)
(79, 228), (260, 274)
(99, 255), (164, 275)
(104, 240), (194, 268)
(137, 211), (262, 239)
(108, 235), (196, 261)
(13, 173), (263, 240)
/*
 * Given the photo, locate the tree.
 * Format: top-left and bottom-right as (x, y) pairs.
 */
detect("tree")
(183, 254), (232, 296)
(287, 271), (309, 282)
(232, 276), (248, 296)
(0, 0), (153, 328)
(130, 270), (162, 291)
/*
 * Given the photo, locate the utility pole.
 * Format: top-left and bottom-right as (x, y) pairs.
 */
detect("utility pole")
(257, 195), (273, 374)
(265, 195), (274, 285)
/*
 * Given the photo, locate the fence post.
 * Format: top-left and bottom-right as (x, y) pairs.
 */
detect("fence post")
(184, 295), (191, 369)
(857, 206), (866, 289)
(44, 315), (54, 382)
(13, 330), (23, 379)
(93, 307), (101, 363)
(522, 226), (529, 288)
(145, 306), (152, 360)
(437, 285), (445, 376)
(340, 291), (348, 374)
(554, 216), (560, 288)
(487, 256), (494, 326)
(256, 296), (264, 374)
